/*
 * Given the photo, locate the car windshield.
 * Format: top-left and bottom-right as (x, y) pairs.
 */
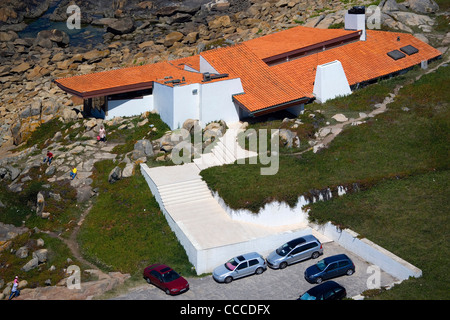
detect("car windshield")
(316, 259), (327, 271)
(225, 257), (240, 271)
(300, 293), (316, 300)
(161, 270), (181, 283)
(276, 243), (292, 256)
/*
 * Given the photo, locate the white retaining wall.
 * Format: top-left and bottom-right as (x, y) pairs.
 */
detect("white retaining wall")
(212, 191), (310, 227)
(213, 186), (422, 281)
(310, 222), (422, 281)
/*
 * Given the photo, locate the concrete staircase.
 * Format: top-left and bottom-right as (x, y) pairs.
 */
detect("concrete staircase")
(193, 122), (257, 170)
(157, 178), (212, 207)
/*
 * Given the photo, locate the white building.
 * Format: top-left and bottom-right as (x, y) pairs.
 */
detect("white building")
(54, 7), (441, 129)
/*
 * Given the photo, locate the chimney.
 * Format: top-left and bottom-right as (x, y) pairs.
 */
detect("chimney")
(345, 6), (366, 41)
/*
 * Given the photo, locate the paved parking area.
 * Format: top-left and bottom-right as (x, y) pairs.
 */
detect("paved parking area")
(113, 242), (398, 300)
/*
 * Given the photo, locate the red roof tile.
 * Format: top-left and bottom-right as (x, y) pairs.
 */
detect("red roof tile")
(54, 60), (206, 98)
(270, 30), (442, 95)
(54, 26), (441, 114)
(201, 44), (311, 113)
(244, 26), (359, 60)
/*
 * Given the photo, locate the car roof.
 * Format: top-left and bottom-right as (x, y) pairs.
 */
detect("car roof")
(323, 254), (351, 264)
(287, 234), (319, 247)
(236, 252), (262, 261)
(307, 281), (343, 295)
(147, 263), (173, 273)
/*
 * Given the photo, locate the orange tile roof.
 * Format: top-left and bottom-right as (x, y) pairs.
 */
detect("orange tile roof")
(201, 44), (312, 113)
(54, 26), (441, 114)
(54, 60), (206, 98)
(171, 55), (201, 72)
(244, 26), (359, 60)
(270, 30), (442, 95)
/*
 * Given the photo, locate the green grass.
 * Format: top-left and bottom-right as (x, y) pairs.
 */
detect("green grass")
(201, 64), (450, 212)
(77, 160), (196, 276)
(110, 113), (170, 155)
(307, 170), (450, 299)
(0, 232), (92, 289)
(0, 166), (79, 232)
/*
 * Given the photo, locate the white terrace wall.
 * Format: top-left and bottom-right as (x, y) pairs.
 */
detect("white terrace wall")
(140, 164), (199, 269)
(106, 95), (154, 120)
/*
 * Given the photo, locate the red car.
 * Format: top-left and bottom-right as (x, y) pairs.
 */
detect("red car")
(143, 264), (189, 295)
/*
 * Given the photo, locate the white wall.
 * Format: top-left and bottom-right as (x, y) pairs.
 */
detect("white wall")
(200, 78), (244, 126)
(153, 82), (175, 129)
(213, 185), (422, 280)
(106, 95), (153, 120)
(213, 191), (310, 227)
(173, 83), (201, 129)
(344, 12), (366, 40)
(310, 222), (422, 281)
(196, 227), (313, 274)
(313, 60), (352, 103)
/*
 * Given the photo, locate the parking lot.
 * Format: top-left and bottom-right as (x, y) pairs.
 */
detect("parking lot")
(113, 241), (398, 300)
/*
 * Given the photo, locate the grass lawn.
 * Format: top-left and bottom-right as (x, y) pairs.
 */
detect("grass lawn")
(77, 160), (196, 277)
(307, 170), (450, 299)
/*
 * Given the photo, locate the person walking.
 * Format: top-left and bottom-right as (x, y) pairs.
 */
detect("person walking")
(70, 167), (77, 180)
(46, 151), (54, 166)
(99, 126), (106, 143)
(8, 276), (20, 300)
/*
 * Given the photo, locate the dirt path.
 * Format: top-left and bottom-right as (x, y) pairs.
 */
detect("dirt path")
(41, 201), (106, 273)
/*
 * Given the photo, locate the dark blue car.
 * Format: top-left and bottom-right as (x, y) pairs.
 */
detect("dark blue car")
(299, 281), (347, 300)
(304, 254), (355, 284)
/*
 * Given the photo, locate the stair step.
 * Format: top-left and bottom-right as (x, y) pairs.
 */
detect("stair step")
(158, 179), (205, 191)
(212, 141), (236, 163)
(162, 193), (213, 206)
(158, 183), (209, 197)
(161, 188), (211, 202)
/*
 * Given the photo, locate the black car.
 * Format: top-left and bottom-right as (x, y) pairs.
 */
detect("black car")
(304, 254), (355, 284)
(298, 281), (347, 300)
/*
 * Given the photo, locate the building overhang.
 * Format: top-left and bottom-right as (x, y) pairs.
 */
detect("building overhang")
(233, 95), (312, 117)
(53, 79), (154, 99)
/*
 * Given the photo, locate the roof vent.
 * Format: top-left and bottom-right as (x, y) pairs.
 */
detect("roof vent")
(203, 72), (211, 82)
(387, 50), (406, 60)
(164, 79), (181, 85)
(202, 72), (229, 82)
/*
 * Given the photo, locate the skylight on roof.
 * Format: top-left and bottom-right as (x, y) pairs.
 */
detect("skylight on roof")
(400, 45), (419, 55)
(387, 50), (406, 60)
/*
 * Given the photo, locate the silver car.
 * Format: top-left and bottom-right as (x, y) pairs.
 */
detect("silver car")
(213, 252), (267, 283)
(266, 234), (323, 269)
